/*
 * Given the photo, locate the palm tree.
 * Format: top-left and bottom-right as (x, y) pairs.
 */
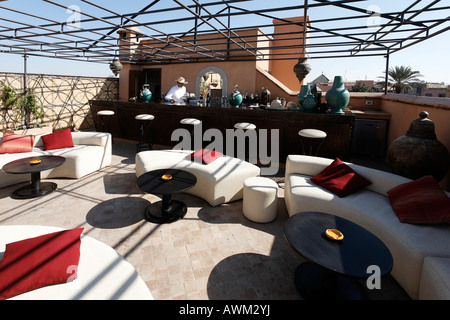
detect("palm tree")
(384, 66), (423, 93)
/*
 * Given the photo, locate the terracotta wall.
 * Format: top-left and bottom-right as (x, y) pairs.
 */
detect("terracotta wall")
(270, 16), (309, 91)
(118, 19), (307, 101)
(380, 94), (450, 191)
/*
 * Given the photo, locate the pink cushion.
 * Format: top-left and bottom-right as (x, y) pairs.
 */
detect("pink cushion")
(187, 149), (224, 164)
(0, 228), (83, 300)
(388, 175), (450, 225)
(42, 128), (73, 151)
(310, 157), (372, 197)
(0, 134), (35, 154)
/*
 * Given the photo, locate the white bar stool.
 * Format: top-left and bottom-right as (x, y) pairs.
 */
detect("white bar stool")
(180, 118), (201, 150)
(233, 122), (256, 161)
(298, 128), (327, 156)
(234, 122), (256, 131)
(97, 110), (115, 143)
(136, 114), (155, 152)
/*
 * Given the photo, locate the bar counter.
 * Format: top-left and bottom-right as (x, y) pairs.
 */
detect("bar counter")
(89, 100), (355, 163)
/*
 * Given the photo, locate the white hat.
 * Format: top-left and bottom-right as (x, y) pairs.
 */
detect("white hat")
(176, 77), (188, 84)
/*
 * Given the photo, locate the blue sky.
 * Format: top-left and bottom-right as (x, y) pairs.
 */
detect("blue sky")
(0, 0), (448, 83)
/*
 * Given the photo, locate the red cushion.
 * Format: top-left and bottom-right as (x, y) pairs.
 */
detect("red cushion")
(42, 128), (73, 151)
(0, 228), (83, 300)
(388, 175), (450, 225)
(187, 149), (224, 164)
(0, 134), (35, 154)
(310, 157), (372, 197)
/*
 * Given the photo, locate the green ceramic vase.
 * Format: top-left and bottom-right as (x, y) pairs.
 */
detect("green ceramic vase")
(325, 76), (350, 114)
(228, 85), (243, 106)
(297, 85), (310, 107)
(140, 84), (152, 102)
(301, 93), (317, 112)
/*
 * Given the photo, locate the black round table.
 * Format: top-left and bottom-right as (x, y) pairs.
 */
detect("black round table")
(284, 212), (393, 300)
(137, 169), (197, 224)
(2, 155), (66, 199)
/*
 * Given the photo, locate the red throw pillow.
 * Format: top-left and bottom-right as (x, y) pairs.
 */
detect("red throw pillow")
(310, 157), (372, 197)
(0, 134), (35, 154)
(388, 175), (450, 225)
(0, 228), (83, 300)
(42, 128), (74, 151)
(187, 149), (224, 164)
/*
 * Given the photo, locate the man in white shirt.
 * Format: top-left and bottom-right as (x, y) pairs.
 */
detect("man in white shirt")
(165, 77), (188, 104)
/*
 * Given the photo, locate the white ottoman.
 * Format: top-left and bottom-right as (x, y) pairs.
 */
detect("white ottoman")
(243, 177), (278, 223)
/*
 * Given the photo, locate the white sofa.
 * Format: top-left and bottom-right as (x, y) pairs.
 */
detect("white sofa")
(0, 131), (112, 189)
(0, 225), (153, 300)
(135, 149), (260, 207)
(284, 155), (450, 300)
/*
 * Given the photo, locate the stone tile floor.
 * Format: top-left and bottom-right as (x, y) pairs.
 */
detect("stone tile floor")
(0, 139), (409, 300)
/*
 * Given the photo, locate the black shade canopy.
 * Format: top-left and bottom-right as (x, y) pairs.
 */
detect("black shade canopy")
(0, 0), (448, 65)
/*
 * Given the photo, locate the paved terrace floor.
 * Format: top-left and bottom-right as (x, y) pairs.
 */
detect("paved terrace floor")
(0, 139), (410, 300)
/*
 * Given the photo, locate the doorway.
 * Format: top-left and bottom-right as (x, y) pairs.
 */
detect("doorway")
(128, 68), (162, 101)
(195, 66), (228, 100)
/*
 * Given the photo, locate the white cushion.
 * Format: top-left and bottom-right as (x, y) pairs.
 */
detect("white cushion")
(234, 122), (256, 130)
(136, 150), (260, 207)
(135, 114), (155, 121)
(0, 225), (152, 300)
(180, 118), (201, 125)
(97, 110), (114, 116)
(298, 129), (327, 139)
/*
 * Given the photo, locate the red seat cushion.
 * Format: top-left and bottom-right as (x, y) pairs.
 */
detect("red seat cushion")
(42, 128), (74, 151)
(0, 228), (83, 300)
(310, 157), (372, 197)
(388, 175), (450, 225)
(187, 149), (224, 164)
(0, 134), (35, 154)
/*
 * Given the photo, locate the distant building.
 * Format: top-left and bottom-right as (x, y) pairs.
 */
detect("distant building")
(308, 74), (375, 92)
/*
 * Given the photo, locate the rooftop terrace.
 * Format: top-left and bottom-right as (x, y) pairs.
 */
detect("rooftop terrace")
(0, 139), (411, 301)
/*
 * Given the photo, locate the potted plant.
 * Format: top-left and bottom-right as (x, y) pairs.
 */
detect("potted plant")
(1, 82), (50, 135)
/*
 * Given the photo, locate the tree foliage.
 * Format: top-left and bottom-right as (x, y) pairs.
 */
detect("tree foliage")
(382, 66), (423, 93)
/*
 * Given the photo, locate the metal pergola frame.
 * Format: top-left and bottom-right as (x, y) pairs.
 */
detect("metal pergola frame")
(0, 0), (449, 91)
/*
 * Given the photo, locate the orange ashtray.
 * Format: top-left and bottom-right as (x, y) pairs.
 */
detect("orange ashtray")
(161, 174), (173, 181)
(325, 229), (344, 241)
(30, 159), (41, 165)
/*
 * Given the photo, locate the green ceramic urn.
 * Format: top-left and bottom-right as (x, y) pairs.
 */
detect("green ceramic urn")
(301, 93), (317, 112)
(228, 85), (243, 106)
(140, 84), (152, 102)
(325, 76), (350, 114)
(297, 85), (310, 107)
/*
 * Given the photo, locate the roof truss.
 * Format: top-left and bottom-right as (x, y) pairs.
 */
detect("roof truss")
(0, 0), (448, 65)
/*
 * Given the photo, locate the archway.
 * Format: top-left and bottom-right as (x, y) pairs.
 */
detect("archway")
(195, 66), (228, 100)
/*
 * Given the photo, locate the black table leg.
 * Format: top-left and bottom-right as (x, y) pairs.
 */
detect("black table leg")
(294, 262), (365, 300)
(144, 194), (187, 224)
(11, 172), (57, 199)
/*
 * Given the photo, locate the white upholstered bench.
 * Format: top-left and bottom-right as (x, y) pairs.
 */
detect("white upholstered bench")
(135, 149), (261, 207)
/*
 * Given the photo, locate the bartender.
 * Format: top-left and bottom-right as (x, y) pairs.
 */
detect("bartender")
(165, 77), (188, 104)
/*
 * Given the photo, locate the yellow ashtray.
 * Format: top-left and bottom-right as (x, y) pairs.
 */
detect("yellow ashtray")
(161, 174), (173, 181)
(325, 229), (344, 241)
(30, 159), (41, 165)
